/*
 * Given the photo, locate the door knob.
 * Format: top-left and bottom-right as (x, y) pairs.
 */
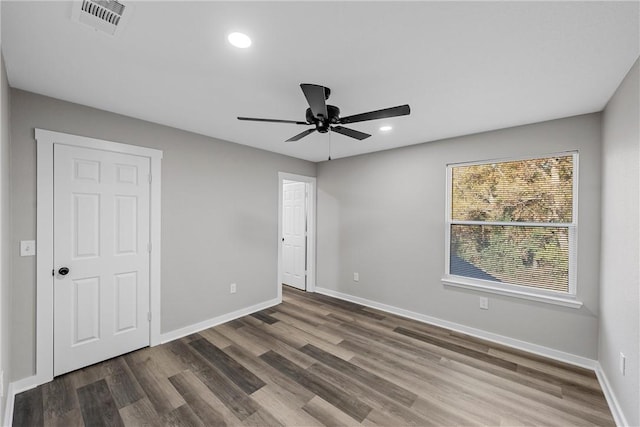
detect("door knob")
(58, 267), (70, 276)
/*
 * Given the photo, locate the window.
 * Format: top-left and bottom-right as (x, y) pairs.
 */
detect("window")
(444, 153), (579, 306)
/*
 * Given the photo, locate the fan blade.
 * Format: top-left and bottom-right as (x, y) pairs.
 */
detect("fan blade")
(339, 104), (410, 125)
(238, 117), (308, 125)
(300, 84), (328, 120)
(331, 126), (371, 140)
(286, 128), (316, 142)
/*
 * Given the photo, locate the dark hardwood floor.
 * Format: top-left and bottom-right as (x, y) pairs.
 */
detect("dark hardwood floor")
(13, 286), (615, 426)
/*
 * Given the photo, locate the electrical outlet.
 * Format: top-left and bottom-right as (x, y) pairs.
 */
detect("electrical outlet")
(353, 272), (359, 282)
(479, 297), (489, 310)
(620, 353), (626, 375)
(230, 283), (237, 294)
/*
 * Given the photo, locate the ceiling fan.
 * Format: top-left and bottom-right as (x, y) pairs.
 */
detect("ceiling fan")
(238, 84), (411, 142)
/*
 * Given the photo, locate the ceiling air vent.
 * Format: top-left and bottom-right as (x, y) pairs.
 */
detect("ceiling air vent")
(71, 0), (129, 36)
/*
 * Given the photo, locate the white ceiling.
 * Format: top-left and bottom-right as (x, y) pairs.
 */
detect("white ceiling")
(2, 1), (639, 162)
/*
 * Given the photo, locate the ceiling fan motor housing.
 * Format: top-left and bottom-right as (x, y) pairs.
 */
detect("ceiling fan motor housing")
(238, 82), (410, 142)
(306, 105), (341, 133)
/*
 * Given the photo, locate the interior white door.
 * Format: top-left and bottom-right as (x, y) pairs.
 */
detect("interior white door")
(282, 181), (307, 290)
(53, 144), (151, 376)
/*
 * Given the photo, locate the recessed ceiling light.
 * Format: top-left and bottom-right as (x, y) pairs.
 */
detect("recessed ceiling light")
(379, 125), (392, 132)
(228, 32), (251, 48)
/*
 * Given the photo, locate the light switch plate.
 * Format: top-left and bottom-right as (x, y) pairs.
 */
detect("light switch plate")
(479, 297), (489, 310)
(353, 272), (359, 282)
(20, 240), (36, 256)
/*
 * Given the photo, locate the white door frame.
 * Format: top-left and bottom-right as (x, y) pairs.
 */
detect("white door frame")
(35, 129), (162, 386)
(277, 172), (316, 300)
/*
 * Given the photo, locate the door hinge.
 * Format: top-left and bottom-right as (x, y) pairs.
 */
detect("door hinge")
(52, 269), (55, 276)
(147, 242), (152, 253)
(147, 312), (151, 322)
(148, 174), (152, 184)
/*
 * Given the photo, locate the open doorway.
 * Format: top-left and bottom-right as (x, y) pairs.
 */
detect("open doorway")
(277, 172), (316, 300)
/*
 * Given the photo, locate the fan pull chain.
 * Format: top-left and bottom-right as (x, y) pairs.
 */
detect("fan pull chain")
(328, 131), (332, 161)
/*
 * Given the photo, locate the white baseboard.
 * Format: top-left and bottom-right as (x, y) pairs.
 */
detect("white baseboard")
(160, 297), (281, 344)
(3, 375), (39, 427)
(594, 363), (629, 427)
(315, 287), (597, 370)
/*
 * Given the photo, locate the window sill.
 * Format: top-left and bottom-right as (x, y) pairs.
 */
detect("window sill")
(442, 276), (583, 309)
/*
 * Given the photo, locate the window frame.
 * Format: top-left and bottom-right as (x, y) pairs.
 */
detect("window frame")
(442, 151), (581, 308)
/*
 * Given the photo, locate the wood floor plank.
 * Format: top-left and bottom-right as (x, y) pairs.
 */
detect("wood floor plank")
(516, 361), (602, 391)
(281, 294), (333, 317)
(441, 357), (615, 426)
(250, 386), (324, 426)
(13, 385), (44, 427)
(490, 347), (601, 389)
(248, 319), (309, 349)
(17, 285), (615, 427)
(42, 374), (79, 420)
(260, 350), (372, 422)
(271, 311), (344, 345)
(198, 327), (234, 349)
(337, 319), (565, 400)
(306, 362), (433, 427)
(302, 395), (361, 426)
(479, 336), (598, 376)
(409, 395), (489, 426)
(189, 338), (266, 394)
(238, 321), (318, 368)
(138, 344), (191, 379)
(168, 369), (239, 427)
(241, 408), (284, 427)
(192, 366), (260, 421)
(44, 407), (84, 427)
(250, 310), (280, 324)
(214, 323), (271, 356)
(163, 338), (212, 373)
(332, 320), (444, 364)
(180, 333), (203, 343)
(395, 326), (519, 371)
(222, 344), (315, 408)
(562, 383), (611, 411)
(118, 398), (162, 426)
(268, 320), (355, 361)
(437, 358), (608, 427)
(162, 404), (206, 427)
(67, 363), (111, 390)
(276, 301), (326, 326)
(76, 379), (124, 427)
(348, 352), (527, 425)
(104, 358), (145, 409)
(125, 358), (185, 416)
(336, 319), (564, 398)
(300, 343), (417, 407)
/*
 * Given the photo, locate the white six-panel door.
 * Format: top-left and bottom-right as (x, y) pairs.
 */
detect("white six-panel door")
(282, 181), (307, 290)
(53, 144), (151, 376)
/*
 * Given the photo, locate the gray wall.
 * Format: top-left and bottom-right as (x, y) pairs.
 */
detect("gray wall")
(9, 89), (316, 381)
(317, 113), (601, 358)
(600, 58), (639, 426)
(0, 53), (11, 419)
